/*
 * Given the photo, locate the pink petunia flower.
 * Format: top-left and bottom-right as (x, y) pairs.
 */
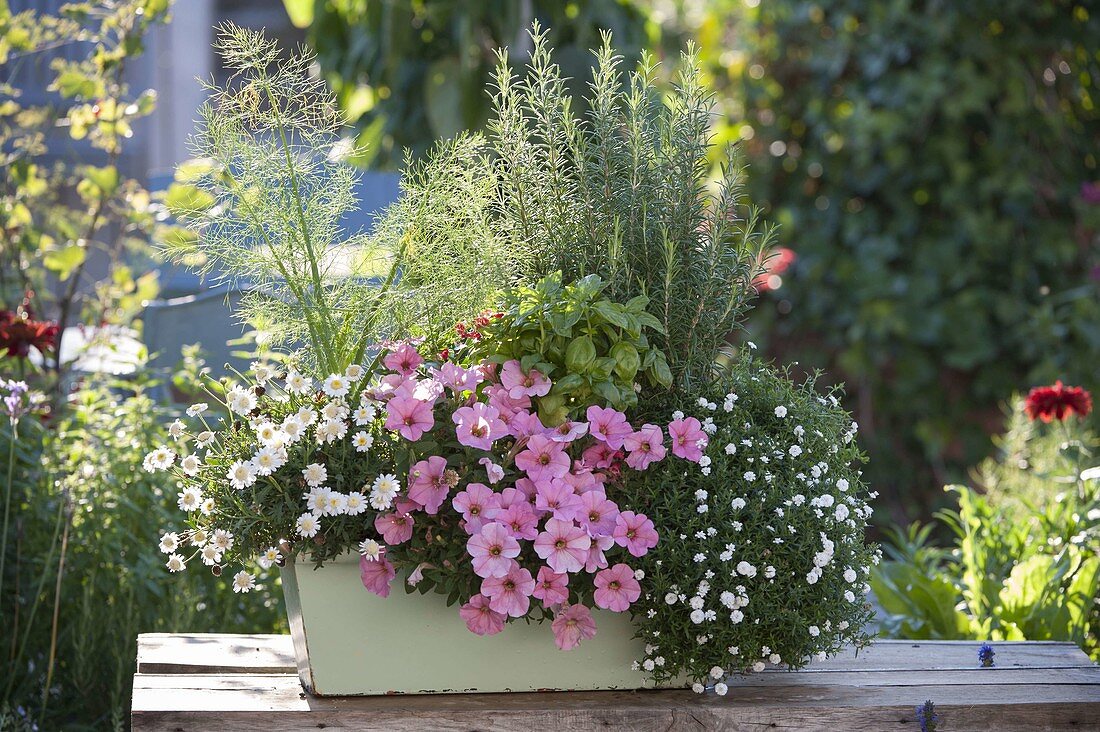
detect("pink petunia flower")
(383, 342), (423, 375)
(563, 463), (601, 494)
(452, 482), (503, 535)
(535, 479), (583, 521)
(586, 405), (633, 450)
(532, 566), (569, 607)
(548, 420), (589, 443)
(500, 359), (552, 399)
(467, 522), (520, 578)
(623, 423), (667, 470)
(534, 517), (591, 574)
(515, 434), (571, 483)
(385, 396), (435, 442)
(581, 442), (617, 470)
(367, 372), (406, 402)
(584, 534), (615, 573)
(393, 377), (444, 404)
(479, 457), (505, 484)
(613, 511), (658, 557)
(575, 490), (620, 537)
(374, 511), (414, 544)
(593, 563), (641, 612)
(452, 402), (508, 451)
(481, 563), (535, 618)
(668, 416), (708, 462)
(459, 593), (505, 636)
(498, 501), (539, 540)
(407, 456), (452, 514)
(360, 553), (396, 597)
(551, 604), (597, 650)
(507, 409), (547, 439)
(435, 361), (482, 394)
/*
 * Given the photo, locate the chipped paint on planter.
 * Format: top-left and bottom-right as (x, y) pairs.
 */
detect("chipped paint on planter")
(282, 552), (685, 696)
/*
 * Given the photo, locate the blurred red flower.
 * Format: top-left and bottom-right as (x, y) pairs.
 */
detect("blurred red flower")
(0, 309), (60, 359)
(753, 247), (797, 292)
(1024, 381), (1092, 422)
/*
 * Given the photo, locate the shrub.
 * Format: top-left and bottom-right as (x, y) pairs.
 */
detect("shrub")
(733, 0), (1100, 513)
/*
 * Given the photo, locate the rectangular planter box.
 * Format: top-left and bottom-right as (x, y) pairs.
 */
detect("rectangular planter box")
(281, 553), (681, 696)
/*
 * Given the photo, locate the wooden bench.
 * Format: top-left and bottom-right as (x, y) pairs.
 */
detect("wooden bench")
(131, 634), (1100, 730)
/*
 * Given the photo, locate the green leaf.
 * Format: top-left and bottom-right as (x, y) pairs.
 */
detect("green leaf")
(164, 183), (215, 218)
(43, 244), (86, 281)
(52, 70), (99, 99)
(592, 300), (630, 329)
(565, 335), (596, 373)
(283, 0), (314, 27)
(84, 165), (119, 197)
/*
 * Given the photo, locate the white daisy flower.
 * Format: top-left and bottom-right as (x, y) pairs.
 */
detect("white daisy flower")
(344, 491), (367, 516)
(322, 374), (349, 398)
(315, 419), (346, 444)
(302, 463), (328, 487)
(296, 407), (317, 426)
(304, 487), (330, 514)
(180, 454), (202, 476)
(359, 538), (384, 561)
(177, 487), (203, 512)
(211, 529), (234, 552)
(353, 404), (377, 425)
(226, 386), (257, 416)
(165, 554), (186, 572)
(250, 447), (281, 476)
(281, 416), (304, 443)
(158, 532), (180, 554)
(232, 570), (256, 593)
(143, 445), (176, 472)
(186, 402), (209, 417)
(251, 361), (274, 384)
(321, 491), (347, 516)
(200, 544), (222, 566)
(344, 364), (364, 381)
(255, 422), (286, 448)
(369, 473), (400, 510)
(258, 546), (282, 569)
(189, 528), (209, 547)
(227, 460), (257, 490)
(351, 431), (374, 452)
(195, 430), (215, 448)
(296, 513), (320, 538)
(168, 419), (186, 439)
(774, 405), (788, 418)
(285, 369), (311, 395)
(200, 497), (215, 515)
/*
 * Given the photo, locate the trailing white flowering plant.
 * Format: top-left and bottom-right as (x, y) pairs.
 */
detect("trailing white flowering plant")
(622, 354), (879, 690)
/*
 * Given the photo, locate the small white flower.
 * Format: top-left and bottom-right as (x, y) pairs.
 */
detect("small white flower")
(834, 504), (850, 521)
(730, 497), (746, 511)
(789, 444), (803, 457)
(159, 532), (180, 553)
(671, 410), (685, 421)
(322, 374), (349, 398)
(251, 361), (274, 385)
(736, 561), (756, 578)
(844, 568), (858, 583)
(186, 403), (208, 417)
(251, 447), (281, 476)
(743, 471), (756, 482)
(352, 431), (375, 452)
(232, 570), (256, 593)
(752, 661), (765, 672)
(143, 445), (176, 472)
(316, 419), (347, 444)
(211, 529), (234, 552)
(189, 528), (209, 547)
(730, 610), (744, 624)
(195, 430), (215, 448)
(200, 545), (222, 566)
(698, 455), (711, 468)
(227, 460), (257, 490)
(836, 478), (850, 492)
(165, 554), (186, 572)
(690, 609), (705, 624)
(709, 665), (724, 679)
(370, 473), (400, 510)
(724, 443), (737, 455)
(281, 417), (304, 443)
(321, 401), (349, 421)
(177, 487), (203, 512)
(226, 386), (257, 416)
(692, 682), (705, 694)
(180, 454), (202, 476)
(258, 546), (282, 569)
(664, 592), (679, 605)
(845, 590), (857, 603)
(285, 370), (312, 395)
(168, 419), (186, 439)
(714, 682), (728, 696)
(296, 407), (317, 426)
(774, 405), (787, 418)
(359, 538), (384, 561)
(354, 404), (377, 425)
(302, 463), (328, 487)
(200, 497), (215, 515)
(296, 513), (320, 538)
(634, 569), (645, 580)
(689, 596), (705, 610)
(345, 364), (364, 381)
(809, 625), (820, 637)
(344, 491), (367, 516)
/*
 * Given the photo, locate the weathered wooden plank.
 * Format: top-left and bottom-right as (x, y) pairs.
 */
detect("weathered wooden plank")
(130, 677), (1100, 732)
(135, 634), (1095, 675)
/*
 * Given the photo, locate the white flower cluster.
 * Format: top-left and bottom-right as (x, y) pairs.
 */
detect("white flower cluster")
(144, 361), (392, 591)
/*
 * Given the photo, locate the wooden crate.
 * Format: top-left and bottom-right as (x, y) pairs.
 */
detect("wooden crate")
(131, 634), (1100, 731)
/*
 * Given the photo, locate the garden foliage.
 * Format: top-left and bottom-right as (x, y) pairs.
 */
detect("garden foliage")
(732, 0), (1100, 510)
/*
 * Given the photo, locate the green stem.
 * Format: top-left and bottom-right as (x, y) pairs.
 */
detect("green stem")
(40, 500), (70, 725)
(0, 420), (17, 614)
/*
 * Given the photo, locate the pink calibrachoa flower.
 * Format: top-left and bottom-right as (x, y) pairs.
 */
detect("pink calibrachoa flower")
(385, 396), (435, 442)
(552, 604), (597, 650)
(383, 342), (423, 375)
(393, 376), (444, 404)
(481, 563), (535, 618)
(613, 511), (658, 557)
(374, 511), (414, 544)
(479, 457), (504, 484)
(435, 361), (482, 394)
(407, 456), (453, 514)
(500, 359), (552, 399)
(548, 420), (589, 443)
(534, 517), (592, 574)
(452, 402), (507, 451)
(507, 409), (546, 438)
(459, 593), (505, 636)
(467, 522), (521, 578)
(575, 490), (620, 537)
(360, 553), (396, 597)
(535, 479), (583, 521)
(593, 563), (641, 612)
(515, 434), (571, 483)
(498, 501), (539, 540)
(452, 482), (502, 535)
(623, 423), (667, 470)
(584, 534), (615, 573)
(586, 405), (633, 450)
(581, 442), (617, 470)
(532, 566), (569, 606)
(564, 464), (600, 493)
(668, 416), (707, 462)
(500, 483), (533, 510)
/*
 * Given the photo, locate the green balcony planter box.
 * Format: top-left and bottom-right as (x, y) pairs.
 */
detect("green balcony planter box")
(281, 553), (681, 696)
